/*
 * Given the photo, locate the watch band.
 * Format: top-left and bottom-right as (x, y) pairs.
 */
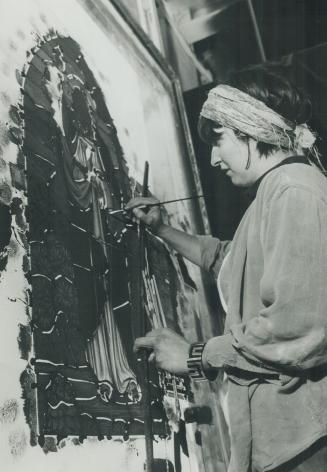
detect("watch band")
(187, 342), (207, 381)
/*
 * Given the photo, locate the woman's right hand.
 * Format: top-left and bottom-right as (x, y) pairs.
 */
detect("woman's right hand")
(125, 197), (164, 233)
(126, 197), (202, 267)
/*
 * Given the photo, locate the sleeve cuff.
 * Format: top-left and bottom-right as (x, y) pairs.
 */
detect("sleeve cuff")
(196, 235), (231, 277)
(203, 334), (238, 369)
(203, 333), (285, 381)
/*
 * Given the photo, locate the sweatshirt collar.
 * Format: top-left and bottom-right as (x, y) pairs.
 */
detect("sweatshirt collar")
(247, 155), (310, 199)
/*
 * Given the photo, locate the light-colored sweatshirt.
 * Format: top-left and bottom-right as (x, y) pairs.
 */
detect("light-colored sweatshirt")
(198, 162), (327, 471)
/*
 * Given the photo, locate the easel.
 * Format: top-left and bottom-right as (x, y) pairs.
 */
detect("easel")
(136, 161), (154, 471)
(137, 162), (175, 472)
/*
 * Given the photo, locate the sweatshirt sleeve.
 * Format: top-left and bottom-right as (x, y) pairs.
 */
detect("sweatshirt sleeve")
(196, 235), (231, 278)
(203, 185), (327, 376)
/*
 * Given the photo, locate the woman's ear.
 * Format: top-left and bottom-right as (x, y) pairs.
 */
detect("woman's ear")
(248, 137), (259, 156)
(245, 137), (260, 170)
(247, 137), (263, 164)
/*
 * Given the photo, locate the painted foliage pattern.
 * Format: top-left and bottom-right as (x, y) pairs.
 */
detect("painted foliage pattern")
(2, 32), (197, 442)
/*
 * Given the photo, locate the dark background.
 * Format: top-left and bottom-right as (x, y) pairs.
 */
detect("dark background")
(183, 0), (327, 239)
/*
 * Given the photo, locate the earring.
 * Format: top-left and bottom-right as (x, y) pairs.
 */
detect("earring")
(245, 138), (251, 170)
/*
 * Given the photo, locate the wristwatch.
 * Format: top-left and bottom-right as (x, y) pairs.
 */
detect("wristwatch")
(187, 342), (207, 381)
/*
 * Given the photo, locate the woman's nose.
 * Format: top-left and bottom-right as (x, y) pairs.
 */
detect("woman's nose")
(211, 146), (221, 167)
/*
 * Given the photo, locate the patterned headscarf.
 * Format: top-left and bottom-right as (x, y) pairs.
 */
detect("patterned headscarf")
(200, 84), (317, 152)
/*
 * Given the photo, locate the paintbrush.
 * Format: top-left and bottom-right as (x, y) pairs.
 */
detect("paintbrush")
(108, 194), (206, 215)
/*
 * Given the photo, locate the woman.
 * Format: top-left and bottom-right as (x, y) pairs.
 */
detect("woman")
(130, 66), (327, 472)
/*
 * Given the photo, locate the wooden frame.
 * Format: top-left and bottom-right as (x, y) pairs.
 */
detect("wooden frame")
(85, 0), (211, 234)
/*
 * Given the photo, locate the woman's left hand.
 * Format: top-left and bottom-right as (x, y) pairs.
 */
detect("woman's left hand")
(134, 328), (190, 375)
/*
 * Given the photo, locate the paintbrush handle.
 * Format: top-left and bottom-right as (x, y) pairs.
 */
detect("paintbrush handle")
(109, 195), (206, 215)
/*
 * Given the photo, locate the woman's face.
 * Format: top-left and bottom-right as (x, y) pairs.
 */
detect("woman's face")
(210, 127), (260, 187)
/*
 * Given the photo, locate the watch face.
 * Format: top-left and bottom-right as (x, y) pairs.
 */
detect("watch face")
(187, 343), (206, 381)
